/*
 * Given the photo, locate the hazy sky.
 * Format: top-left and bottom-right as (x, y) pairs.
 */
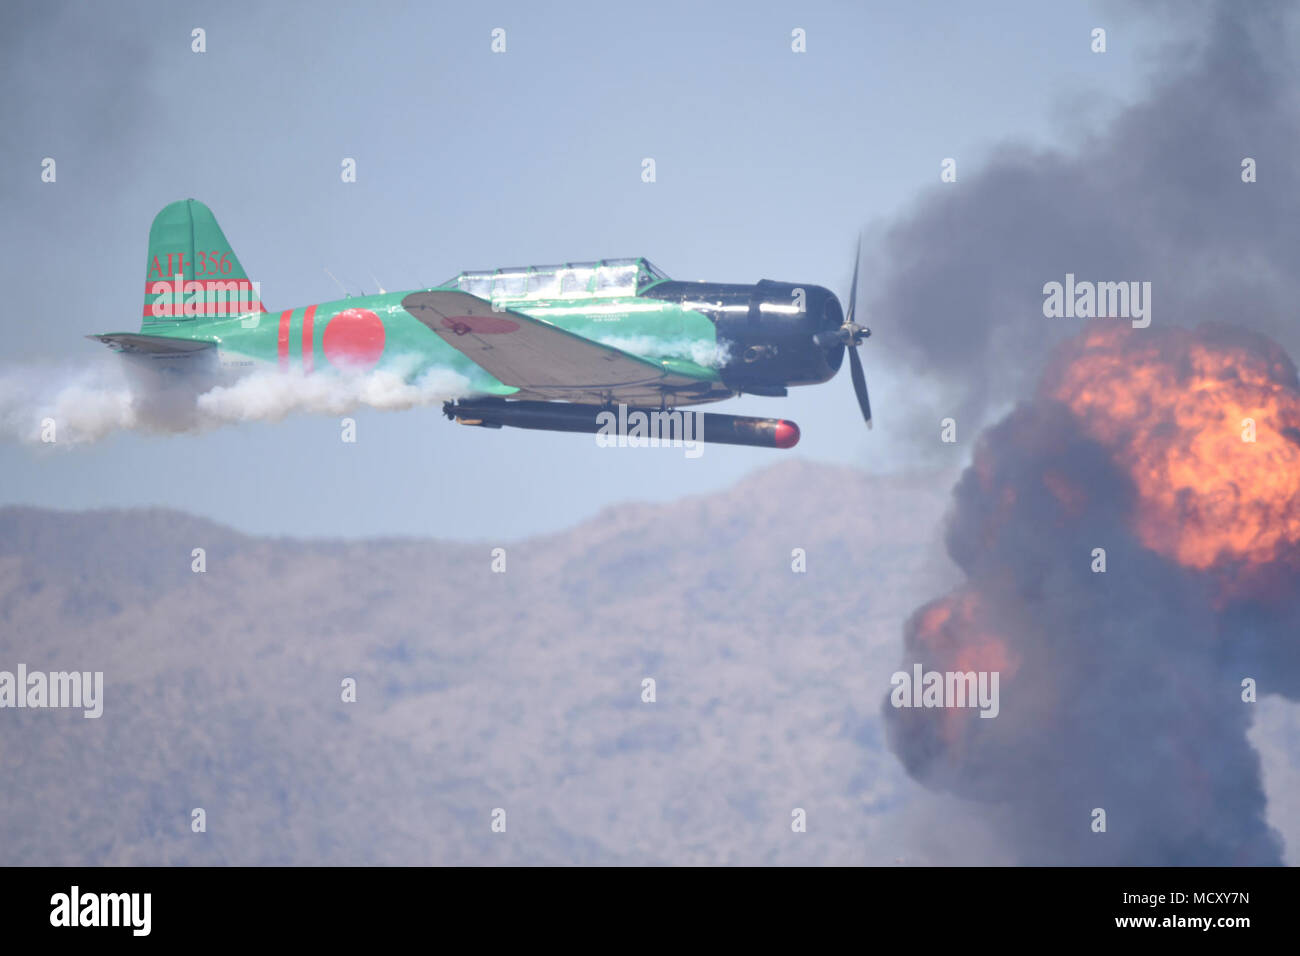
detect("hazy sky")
(0, 0), (1167, 539)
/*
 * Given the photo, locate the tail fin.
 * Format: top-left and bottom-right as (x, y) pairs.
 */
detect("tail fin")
(142, 199), (265, 326)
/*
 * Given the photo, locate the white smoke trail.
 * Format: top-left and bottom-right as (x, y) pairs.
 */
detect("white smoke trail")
(195, 364), (471, 423)
(0, 359), (137, 444)
(0, 355), (471, 446)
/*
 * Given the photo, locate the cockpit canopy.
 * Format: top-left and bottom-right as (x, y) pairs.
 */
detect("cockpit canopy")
(441, 258), (669, 300)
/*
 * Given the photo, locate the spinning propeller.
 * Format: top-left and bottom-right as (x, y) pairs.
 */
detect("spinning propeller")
(812, 239), (872, 428)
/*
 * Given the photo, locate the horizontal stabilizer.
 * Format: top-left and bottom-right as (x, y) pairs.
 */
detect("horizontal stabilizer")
(88, 333), (215, 357)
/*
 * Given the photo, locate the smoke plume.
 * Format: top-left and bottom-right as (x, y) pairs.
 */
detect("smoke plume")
(868, 0), (1300, 439)
(877, 1), (1300, 864)
(0, 356), (469, 445)
(885, 324), (1300, 863)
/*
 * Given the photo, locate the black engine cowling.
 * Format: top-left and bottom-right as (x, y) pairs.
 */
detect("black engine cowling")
(642, 279), (844, 393)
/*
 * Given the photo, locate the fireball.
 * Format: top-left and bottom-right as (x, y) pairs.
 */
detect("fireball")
(1046, 325), (1300, 571)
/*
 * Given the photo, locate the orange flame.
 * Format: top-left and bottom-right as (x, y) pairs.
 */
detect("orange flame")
(907, 591), (1020, 753)
(1046, 325), (1300, 572)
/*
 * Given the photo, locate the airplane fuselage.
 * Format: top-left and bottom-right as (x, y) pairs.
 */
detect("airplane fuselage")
(94, 201), (870, 449)
(138, 271), (846, 408)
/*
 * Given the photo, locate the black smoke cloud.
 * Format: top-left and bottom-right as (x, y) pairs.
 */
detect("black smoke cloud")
(867, 0), (1300, 437)
(885, 392), (1287, 864)
(877, 1), (1300, 864)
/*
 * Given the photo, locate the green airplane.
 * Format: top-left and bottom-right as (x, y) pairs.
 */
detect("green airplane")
(91, 199), (873, 448)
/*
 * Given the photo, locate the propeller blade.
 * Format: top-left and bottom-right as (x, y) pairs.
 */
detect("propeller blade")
(848, 344), (872, 429)
(846, 236), (861, 325)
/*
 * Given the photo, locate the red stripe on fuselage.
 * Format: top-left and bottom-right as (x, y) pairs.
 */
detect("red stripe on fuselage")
(277, 309), (292, 370)
(302, 305), (317, 373)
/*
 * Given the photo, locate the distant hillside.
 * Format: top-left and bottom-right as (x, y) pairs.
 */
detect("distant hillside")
(0, 460), (1295, 864)
(0, 461), (964, 864)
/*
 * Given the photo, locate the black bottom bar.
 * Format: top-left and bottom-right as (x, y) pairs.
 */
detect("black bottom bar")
(0, 865), (1289, 943)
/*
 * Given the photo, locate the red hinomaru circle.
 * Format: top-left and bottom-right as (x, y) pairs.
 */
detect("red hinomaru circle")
(323, 308), (386, 371)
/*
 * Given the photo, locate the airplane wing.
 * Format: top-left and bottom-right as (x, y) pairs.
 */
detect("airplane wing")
(88, 333), (216, 357)
(401, 290), (715, 404)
